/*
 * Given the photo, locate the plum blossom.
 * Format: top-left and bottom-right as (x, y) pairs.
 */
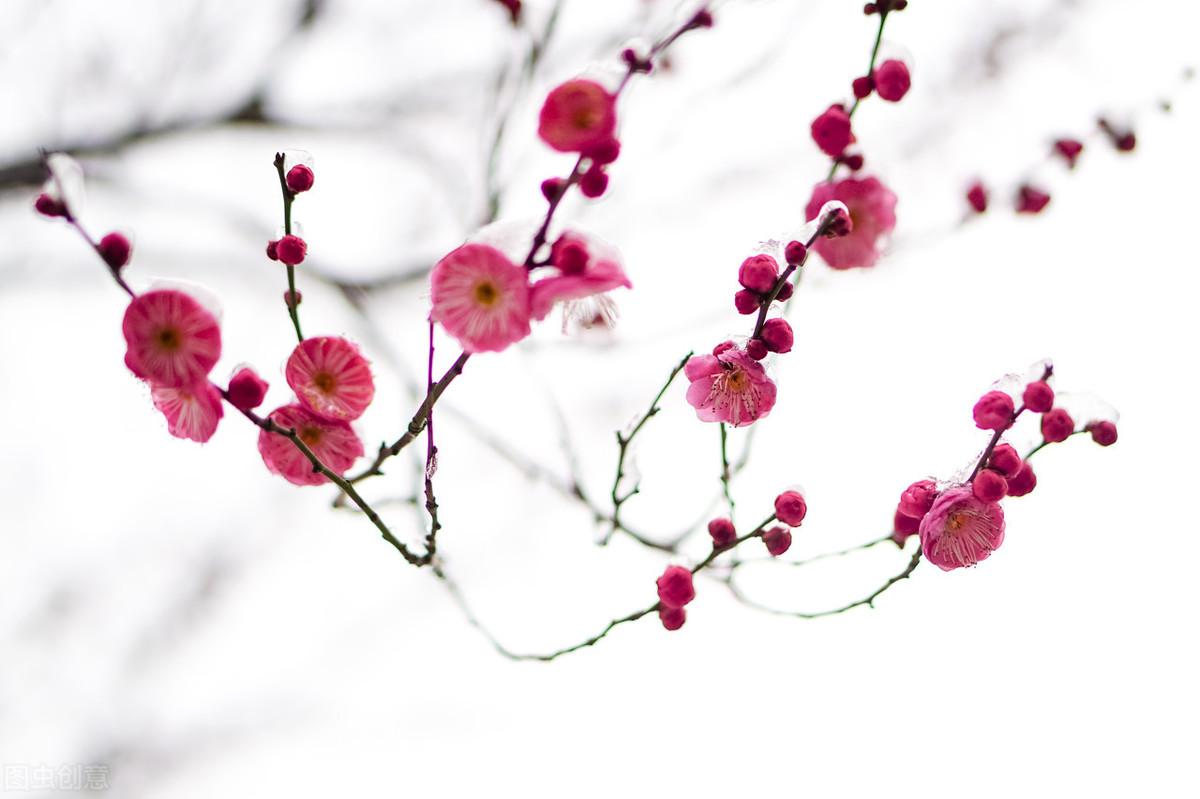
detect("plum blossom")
(805, 177), (897, 269)
(151, 381), (224, 443)
(258, 404), (364, 486)
(430, 243), (532, 353)
(537, 79), (617, 153)
(919, 486), (1006, 571)
(122, 289), (222, 387)
(684, 343), (777, 427)
(286, 336), (375, 422)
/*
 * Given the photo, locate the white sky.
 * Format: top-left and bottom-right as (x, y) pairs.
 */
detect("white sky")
(2, 0), (1198, 796)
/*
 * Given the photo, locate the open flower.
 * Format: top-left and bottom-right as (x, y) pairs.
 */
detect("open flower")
(257, 404), (364, 486)
(286, 336), (375, 422)
(530, 233), (632, 322)
(430, 243), (532, 353)
(805, 176), (897, 269)
(684, 343), (777, 427)
(123, 289), (222, 387)
(919, 486), (1006, 571)
(537, 79), (617, 153)
(151, 380), (224, 443)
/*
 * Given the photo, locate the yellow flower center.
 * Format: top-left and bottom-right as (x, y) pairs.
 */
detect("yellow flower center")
(299, 426), (322, 447)
(725, 369), (749, 392)
(474, 281), (499, 306)
(313, 371), (337, 394)
(156, 327), (181, 351)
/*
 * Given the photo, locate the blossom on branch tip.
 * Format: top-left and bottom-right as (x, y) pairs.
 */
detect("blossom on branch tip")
(919, 486), (1006, 571)
(1088, 420), (1118, 446)
(656, 565), (695, 609)
(1041, 408), (1075, 443)
(258, 404), (364, 486)
(122, 289), (222, 388)
(538, 79), (618, 154)
(286, 336), (375, 422)
(34, 193), (68, 218)
(684, 344), (777, 427)
(430, 243), (532, 353)
(1022, 380), (1055, 413)
(286, 164), (315, 193)
(151, 380), (224, 443)
(805, 177), (897, 269)
(972, 390), (1014, 431)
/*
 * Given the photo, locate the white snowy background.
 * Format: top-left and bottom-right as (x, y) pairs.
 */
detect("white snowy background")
(2, 0), (1198, 796)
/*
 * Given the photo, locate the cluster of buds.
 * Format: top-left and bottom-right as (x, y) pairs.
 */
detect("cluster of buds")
(966, 116), (1138, 216)
(659, 489), (808, 631)
(892, 366), (1118, 570)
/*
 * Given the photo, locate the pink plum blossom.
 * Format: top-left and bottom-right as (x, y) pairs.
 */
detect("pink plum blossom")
(286, 336), (375, 422)
(684, 344), (777, 427)
(805, 177), (897, 269)
(537, 79), (617, 154)
(429, 243), (532, 353)
(123, 289), (222, 387)
(656, 565), (696, 609)
(919, 486), (1006, 571)
(258, 403), (364, 486)
(151, 380), (224, 443)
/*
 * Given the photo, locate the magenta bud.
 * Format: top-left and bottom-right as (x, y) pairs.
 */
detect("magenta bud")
(97, 232), (132, 269)
(1006, 462), (1037, 497)
(898, 479), (937, 519)
(973, 390), (1015, 431)
(852, 76), (874, 99)
(1022, 380), (1055, 413)
(659, 605), (686, 631)
(276, 234), (307, 266)
(266, 240), (279, 261)
(873, 59), (911, 102)
(775, 281), (794, 301)
(708, 517), (737, 548)
(745, 338), (768, 360)
(656, 565), (696, 609)
(966, 181), (988, 214)
(774, 490), (807, 526)
(285, 164), (314, 193)
(760, 317), (794, 354)
(972, 469), (1008, 502)
(1087, 420), (1118, 447)
(34, 193), (68, 218)
(989, 443), (1023, 479)
(1040, 408), (1075, 443)
(734, 289), (761, 315)
(1016, 184), (1051, 214)
(738, 254), (779, 294)
(762, 526), (792, 557)
(579, 166), (609, 198)
(784, 240), (808, 266)
(227, 367), (270, 411)
(584, 137), (621, 165)
(540, 177), (565, 201)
